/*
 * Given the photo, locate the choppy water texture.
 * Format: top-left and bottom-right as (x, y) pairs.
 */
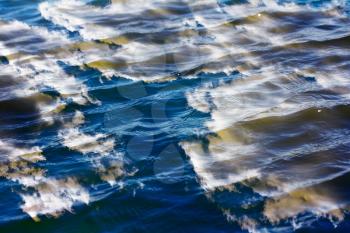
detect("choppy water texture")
(1, 0), (350, 232)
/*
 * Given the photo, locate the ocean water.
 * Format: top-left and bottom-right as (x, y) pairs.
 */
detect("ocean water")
(1, 0), (350, 232)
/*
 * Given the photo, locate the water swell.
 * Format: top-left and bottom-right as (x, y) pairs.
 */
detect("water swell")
(0, 0), (350, 232)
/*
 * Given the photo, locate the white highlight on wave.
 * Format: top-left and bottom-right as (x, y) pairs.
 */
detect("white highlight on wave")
(21, 177), (90, 221)
(182, 67), (350, 230)
(0, 140), (89, 221)
(0, 20), (98, 219)
(39, 0), (185, 40)
(180, 0), (350, 231)
(0, 20), (96, 107)
(59, 111), (125, 186)
(39, 0), (203, 80)
(37, 0), (350, 82)
(1, 0), (349, 226)
(37, 0), (269, 80)
(0, 20), (69, 55)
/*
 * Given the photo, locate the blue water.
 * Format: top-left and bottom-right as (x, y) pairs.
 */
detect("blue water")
(1, 0), (350, 232)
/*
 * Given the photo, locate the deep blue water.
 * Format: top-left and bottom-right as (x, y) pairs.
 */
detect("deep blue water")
(1, 0), (350, 232)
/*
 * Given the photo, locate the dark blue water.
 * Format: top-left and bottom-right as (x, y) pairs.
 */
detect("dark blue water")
(1, 0), (350, 232)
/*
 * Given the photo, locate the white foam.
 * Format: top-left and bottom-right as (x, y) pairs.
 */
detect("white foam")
(38, 0), (264, 80)
(21, 177), (89, 220)
(0, 140), (90, 219)
(0, 21), (97, 108)
(223, 210), (259, 233)
(181, 6), (350, 226)
(39, 0), (186, 40)
(59, 116), (125, 186)
(182, 68), (350, 228)
(0, 20), (69, 56)
(0, 20), (97, 219)
(60, 128), (115, 155)
(180, 141), (261, 190)
(0, 140), (44, 163)
(186, 89), (211, 113)
(263, 187), (346, 224)
(0, 142), (46, 187)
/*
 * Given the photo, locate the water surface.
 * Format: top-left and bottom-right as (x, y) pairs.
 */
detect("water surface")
(1, 0), (350, 232)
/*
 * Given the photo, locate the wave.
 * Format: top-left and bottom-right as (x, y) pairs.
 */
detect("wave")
(1, 0), (350, 230)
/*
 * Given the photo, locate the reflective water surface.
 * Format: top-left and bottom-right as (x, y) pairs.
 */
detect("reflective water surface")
(1, 0), (350, 232)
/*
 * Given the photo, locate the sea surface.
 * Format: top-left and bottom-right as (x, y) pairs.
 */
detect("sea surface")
(1, 0), (350, 232)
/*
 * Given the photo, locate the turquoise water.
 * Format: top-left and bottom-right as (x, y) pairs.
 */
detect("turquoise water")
(1, 0), (350, 232)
